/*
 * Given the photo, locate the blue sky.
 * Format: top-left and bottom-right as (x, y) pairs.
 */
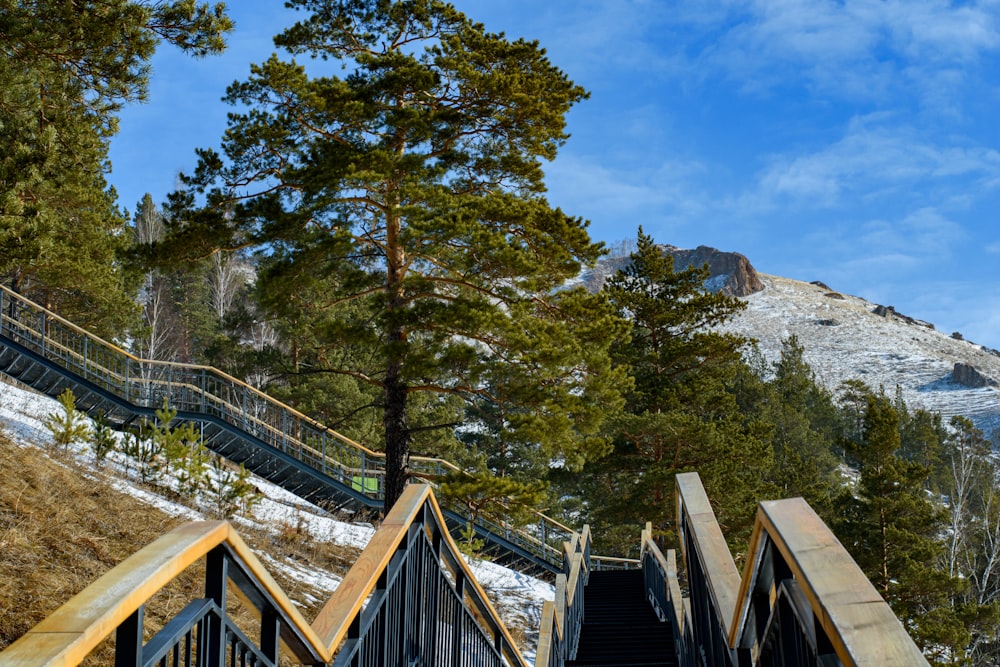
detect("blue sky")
(109, 1), (1000, 349)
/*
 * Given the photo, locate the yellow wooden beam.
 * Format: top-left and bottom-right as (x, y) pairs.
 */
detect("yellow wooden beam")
(0, 522), (331, 667)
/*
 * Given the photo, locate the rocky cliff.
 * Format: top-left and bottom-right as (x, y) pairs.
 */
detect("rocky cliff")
(661, 245), (764, 297)
(581, 244), (764, 297)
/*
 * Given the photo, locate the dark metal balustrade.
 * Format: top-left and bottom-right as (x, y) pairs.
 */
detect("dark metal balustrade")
(0, 486), (533, 667)
(674, 472), (930, 667)
(317, 486), (524, 667)
(0, 285), (571, 574)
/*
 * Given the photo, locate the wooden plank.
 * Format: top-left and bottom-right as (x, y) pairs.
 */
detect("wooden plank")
(751, 499), (928, 667)
(311, 484), (530, 667)
(311, 484), (431, 647)
(219, 526), (331, 662)
(534, 602), (557, 667)
(675, 472), (741, 635)
(1, 523), (204, 665)
(0, 521), (332, 667)
(665, 550), (685, 631)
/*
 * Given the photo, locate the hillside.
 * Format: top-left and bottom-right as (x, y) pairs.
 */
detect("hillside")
(0, 378), (551, 662)
(721, 274), (1000, 439)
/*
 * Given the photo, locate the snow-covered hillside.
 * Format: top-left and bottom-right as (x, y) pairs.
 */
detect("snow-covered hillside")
(0, 379), (552, 662)
(722, 274), (1000, 439)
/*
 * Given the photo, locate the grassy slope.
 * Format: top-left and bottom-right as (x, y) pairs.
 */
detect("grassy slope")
(0, 428), (361, 664)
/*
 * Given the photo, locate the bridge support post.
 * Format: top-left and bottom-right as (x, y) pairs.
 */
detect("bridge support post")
(205, 547), (229, 667)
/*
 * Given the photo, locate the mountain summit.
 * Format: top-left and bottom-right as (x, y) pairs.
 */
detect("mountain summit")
(582, 244), (763, 296)
(586, 243), (1000, 439)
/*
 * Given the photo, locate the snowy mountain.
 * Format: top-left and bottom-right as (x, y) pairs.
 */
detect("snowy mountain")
(721, 273), (1000, 440)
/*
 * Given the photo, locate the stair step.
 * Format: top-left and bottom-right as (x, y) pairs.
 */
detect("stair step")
(568, 570), (677, 667)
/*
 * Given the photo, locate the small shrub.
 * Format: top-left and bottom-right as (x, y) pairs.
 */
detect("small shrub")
(89, 417), (117, 467)
(43, 389), (91, 450)
(150, 402), (207, 498)
(457, 522), (485, 557)
(208, 455), (261, 518)
(952, 331), (964, 341)
(120, 421), (164, 484)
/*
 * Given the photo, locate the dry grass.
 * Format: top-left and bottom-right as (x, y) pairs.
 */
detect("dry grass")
(0, 397), (537, 664)
(0, 430), (189, 661)
(0, 428), (360, 665)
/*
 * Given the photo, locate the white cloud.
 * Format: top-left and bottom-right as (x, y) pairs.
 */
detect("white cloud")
(665, 0), (1000, 104)
(860, 207), (967, 255)
(883, 0), (1000, 62)
(757, 119), (1000, 205)
(544, 152), (710, 229)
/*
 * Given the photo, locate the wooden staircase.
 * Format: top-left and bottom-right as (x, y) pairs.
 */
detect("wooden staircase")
(569, 570), (677, 667)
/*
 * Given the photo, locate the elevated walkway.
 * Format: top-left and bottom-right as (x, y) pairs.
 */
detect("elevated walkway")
(0, 285), (570, 575)
(0, 286), (932, 666)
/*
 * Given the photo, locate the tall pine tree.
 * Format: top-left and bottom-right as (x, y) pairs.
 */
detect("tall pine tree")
(164, 0), (626, 509)
(834, 391), (972, 663)
(575, 228), (771, 553)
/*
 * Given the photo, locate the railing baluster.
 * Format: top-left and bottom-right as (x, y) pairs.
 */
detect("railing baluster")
(115, 606), (144, 667)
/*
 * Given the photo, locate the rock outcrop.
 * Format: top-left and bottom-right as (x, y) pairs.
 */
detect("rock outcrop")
(872, 305), (934, 329)
(953, 363), (997, 388)
(661, 245), (764, 297)
(580, 244), (764, 297)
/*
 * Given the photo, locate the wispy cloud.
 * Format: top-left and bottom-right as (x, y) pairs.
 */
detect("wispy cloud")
(664, 0), (1000, 105)
(757, 118), (1000, 206)
(545, 152), (710, 230)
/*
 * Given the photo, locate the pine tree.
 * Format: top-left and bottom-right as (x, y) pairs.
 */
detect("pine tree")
(1, 1), (232, 334)
(576, 228), (771, 553)
(44, 389), (91, 450)
(834, 392), (971, 662)
(163, 0), (625, 510)
(762, 336), (840, 517)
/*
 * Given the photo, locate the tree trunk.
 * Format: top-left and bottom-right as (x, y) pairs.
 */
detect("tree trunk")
(382, 208), (409, 511)
(383, 359), (409, 510)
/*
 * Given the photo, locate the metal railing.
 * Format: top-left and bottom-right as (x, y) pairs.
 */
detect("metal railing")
(311, 484), (528, 667)
(674, 472), (929, 666)
(0, 486), (529, 667)
(533, 526), (591, 667)
(0, 521), (330, 667)
(0, 285), (572, 571)
(640, 522), (693, 667)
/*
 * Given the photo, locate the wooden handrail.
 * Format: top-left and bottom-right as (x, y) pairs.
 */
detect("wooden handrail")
(675, 472), (741, 637)
(0, 486), (534, 667)
(0, 522), (331, 667)
(311, 484), (530, 667)
(732, 498), (929, 666)
(641, 522), (684, 632)
(534, 524), (590, 667)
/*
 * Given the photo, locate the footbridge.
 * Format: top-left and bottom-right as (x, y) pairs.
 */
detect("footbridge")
(0, 286), (928, 666)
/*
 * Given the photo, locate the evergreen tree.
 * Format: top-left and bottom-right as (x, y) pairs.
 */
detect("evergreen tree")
(44, 389), (91, 450)
(163, 0), (625, 509)
(1, 1), (232, 334)
(834, 392), (972, 662)
(762, 336), (840, 517)
(577, 228), (771, 553)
